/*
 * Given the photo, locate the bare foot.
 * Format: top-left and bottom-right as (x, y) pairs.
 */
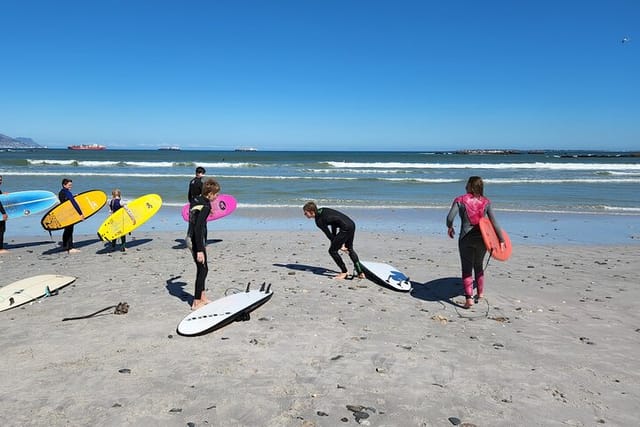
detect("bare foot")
(333, 272), (348, 280)
(0, 249), (9, 254)
(357, 272), (365, 279)
(463, 298), (474, 309)
(475, 294), (484, 302)
(68, 248), (81, 254)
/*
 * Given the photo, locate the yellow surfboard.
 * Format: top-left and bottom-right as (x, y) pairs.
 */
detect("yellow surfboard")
(97, 194), (163, 241)
(41, 190), (108, 231)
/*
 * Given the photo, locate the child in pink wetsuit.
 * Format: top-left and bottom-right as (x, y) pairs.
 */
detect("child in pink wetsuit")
(446, 176), (505, 309)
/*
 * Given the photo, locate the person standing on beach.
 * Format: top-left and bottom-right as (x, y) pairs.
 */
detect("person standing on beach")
(186, 166), (206, 247)
(303, 201), (365, 280)
(446, 176), (505, 309)
(108, 189), (136, 252)
(58, 178), (84, 254)
(0, 176), (8, 254)
(189, 178), (220, 310)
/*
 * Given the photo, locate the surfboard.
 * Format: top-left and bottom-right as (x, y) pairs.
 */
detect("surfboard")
(478, 217), (512, 261)
(177, 283), (273, 336)
(0, 274), (76, 312)
(360, 260), (412, 292)
(97, 194), (162, 241)
(0, 190), (58, 220)
(41, 190), (108, 231)
(181, 194), (237, 222)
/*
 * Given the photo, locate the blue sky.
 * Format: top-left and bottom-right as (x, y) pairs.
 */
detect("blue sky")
(1, 0), (638, 151)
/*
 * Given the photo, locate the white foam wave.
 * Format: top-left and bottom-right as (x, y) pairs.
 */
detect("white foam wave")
(326, 161), (640, 171)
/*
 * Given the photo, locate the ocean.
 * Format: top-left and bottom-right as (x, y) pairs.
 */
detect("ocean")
(1, 149), (639, 244)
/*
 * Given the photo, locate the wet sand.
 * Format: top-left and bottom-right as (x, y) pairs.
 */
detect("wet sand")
(0, 230), (638, 426)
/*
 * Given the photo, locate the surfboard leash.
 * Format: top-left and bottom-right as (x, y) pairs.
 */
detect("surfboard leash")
(61, 302), (129, 321)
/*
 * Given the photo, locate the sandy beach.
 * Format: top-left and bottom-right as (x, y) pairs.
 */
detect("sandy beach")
(0, 227), (638, 426)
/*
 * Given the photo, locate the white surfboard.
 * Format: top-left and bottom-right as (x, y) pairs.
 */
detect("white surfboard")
(177, 283), (273, 336)
(360, 261), (412, 292)
(0, 274), (77, 312)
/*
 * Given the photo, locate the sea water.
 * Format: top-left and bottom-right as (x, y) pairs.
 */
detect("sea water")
(1, 149), (639, 244)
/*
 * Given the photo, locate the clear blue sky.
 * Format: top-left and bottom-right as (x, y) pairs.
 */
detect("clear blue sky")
(1, 1), (638, 151)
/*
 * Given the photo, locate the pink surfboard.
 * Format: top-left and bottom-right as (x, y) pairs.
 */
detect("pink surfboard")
(181, 194), (237, 222)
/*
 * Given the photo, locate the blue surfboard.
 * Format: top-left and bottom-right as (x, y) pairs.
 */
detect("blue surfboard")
(0, 190), (59, 220)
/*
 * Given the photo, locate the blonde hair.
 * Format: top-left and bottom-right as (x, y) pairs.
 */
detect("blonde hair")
(202, 178), (221, 197)
(112, 188), (121, 198)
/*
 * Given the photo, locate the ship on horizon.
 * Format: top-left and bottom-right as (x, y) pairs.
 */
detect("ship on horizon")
(68, 144), (106, 150)
(234, 147), (257, 152)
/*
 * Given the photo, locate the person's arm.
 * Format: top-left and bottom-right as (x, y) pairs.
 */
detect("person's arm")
(192, 205), (209, 253)
(446, 201), (458, 238)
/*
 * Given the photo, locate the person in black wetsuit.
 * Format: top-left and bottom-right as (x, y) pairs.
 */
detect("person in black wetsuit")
(58, 178), (84, 254)
(0, 175), (8, 254)
(186, 166), (206, 248)
(189, 178), (220, 310)
(303, 201), (365, 280)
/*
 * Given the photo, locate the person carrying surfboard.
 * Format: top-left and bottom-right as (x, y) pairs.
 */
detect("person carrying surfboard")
(58, 178), (84, 254)
(0, 175), (8, 254)
(189, 178), (220, 310)
(446, 176), (505, 309)
(108, 189), (136, 252)
(303, 201), (365, 280)
(185, 166), (206, 249)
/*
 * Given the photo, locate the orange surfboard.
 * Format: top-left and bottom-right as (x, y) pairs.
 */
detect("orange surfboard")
(478, 217), (512, 261)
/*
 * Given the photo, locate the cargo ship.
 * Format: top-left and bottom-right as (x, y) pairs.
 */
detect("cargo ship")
(68, 144), (107, 150)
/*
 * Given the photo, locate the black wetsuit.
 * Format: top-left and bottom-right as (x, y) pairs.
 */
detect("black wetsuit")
(0, 190), (6, 250)
(58, 188), (82, 251)
(190, 195), (211, 300)
(314, 207), (363, 275)
(186, 176), (203, 240)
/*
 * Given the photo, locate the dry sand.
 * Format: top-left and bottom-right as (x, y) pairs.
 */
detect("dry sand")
(0, 230), (638, 426)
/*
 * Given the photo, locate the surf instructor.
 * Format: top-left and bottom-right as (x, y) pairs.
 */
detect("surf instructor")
(303, 201), (365, 280)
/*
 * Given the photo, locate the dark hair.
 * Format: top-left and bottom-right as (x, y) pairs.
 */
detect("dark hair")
(196, 166), (206, 175)
(303, 201), (318, 214)
(62, 178), (73, 186)
(202, 178), (220, 197)
(466, 176), (484, 197)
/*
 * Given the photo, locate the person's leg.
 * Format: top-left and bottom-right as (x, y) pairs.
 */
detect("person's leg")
(458, 237), (475, 308)
(343, 231), (364, 277)
(0, 221), (7, 253)
(192, 250), (209, 309)
(328, 235), (349, 279)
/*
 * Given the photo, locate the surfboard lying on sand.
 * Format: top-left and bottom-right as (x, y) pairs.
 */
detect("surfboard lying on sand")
(177, 282), (273, 336)
(97, 194), (162, 241)
(0, 190), (58, 220)
(478, 217), (512, 261)
(360, 261), (412, 292)
(41, 190), (107, 231)
(0, 274), (76, 312)
(181, 194), (237, 222)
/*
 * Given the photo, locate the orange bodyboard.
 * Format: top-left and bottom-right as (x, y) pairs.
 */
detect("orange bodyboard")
(478, 217), (512, 261)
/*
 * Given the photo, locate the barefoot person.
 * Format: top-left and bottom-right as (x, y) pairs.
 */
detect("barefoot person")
(446, 176), (505, 309)
(58, 178), (84, 254)
(303, 201), (365, 280)
(189, 178), (220, 310)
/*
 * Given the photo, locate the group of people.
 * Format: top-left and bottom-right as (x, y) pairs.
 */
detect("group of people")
(300, 176), (505, 309)
(1, 169), (506, 311)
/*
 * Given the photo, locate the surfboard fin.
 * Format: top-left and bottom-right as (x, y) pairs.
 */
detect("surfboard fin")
(259, 282), (265, 292)
(245, 282), (251, 292)
(265, 283), (271, 293)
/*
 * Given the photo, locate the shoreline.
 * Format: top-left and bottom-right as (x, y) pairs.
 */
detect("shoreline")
(2, 206), (639, 246)
(0, 229), (638, 426)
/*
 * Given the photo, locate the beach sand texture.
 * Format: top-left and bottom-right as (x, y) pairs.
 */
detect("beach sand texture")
(0, 231), (638, 426)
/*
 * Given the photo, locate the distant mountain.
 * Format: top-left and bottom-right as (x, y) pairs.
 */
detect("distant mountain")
(0, 133), (43, 149)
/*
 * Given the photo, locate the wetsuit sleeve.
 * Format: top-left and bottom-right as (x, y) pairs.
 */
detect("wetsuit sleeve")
(0, 200), (6, 216)
(485, 204), (505, 243)
(60, 189), (83, 215)
(446, 200), (459, 228)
